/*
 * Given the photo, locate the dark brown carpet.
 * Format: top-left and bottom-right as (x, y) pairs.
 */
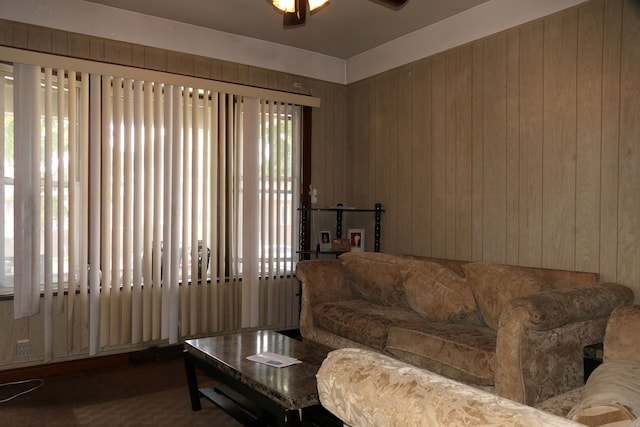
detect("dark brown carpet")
(0, 357), (241, 427)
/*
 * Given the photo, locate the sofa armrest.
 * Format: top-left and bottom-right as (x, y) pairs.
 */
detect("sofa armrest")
(295, 259), (357, 304)
(295, 260), (359, 341)
(317, 348), (582, 427)
(502, 283), (634, 331)
(495, 283), (634, 406)
(603, 305), (640, 363)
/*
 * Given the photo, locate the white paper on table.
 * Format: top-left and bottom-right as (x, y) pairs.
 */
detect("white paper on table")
(246, 352), (302, 368)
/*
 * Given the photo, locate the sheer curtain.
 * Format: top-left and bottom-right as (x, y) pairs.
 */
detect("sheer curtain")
(13, 63), (43, 320)
(14, 64), (90, 360)
(9, 58), (302, 359)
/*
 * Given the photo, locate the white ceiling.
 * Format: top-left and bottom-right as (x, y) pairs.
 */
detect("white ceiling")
(85, 0), (491, 59)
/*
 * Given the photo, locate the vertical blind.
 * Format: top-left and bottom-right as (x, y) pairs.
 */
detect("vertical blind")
(8, 61), (301, 359)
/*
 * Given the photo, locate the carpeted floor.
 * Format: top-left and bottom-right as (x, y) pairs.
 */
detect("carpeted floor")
(0, 357), (241, 427)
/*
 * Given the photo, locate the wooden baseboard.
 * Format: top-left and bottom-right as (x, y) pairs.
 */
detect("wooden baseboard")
(0, 344), (183, 384)
(129, 344), (184, 364)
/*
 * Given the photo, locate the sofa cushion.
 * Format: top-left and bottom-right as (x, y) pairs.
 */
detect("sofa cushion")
(462, 263), (554, 330)
(312, 299), (427, 350)
(340, 252), (410, 308)
(385, 324), (497, 386)
(567, 360), (640, 426)
(535, 387), (584, 418)
(401, 261), (482, 325)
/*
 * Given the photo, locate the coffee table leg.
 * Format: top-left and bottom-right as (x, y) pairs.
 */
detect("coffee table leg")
(183, 350), (202, 411)
(301, 405), (343, 427)
(284, 409), (301, 426)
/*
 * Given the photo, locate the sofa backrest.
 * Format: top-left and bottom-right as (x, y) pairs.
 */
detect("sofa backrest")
(338, 252), (602, 330)
(396, 254), (468, 276)
(399, 254), (600, 287)
(517, 266), (600, 287)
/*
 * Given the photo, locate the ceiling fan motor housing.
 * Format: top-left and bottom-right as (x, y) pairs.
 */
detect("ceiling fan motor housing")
(277, 0), (409, 27)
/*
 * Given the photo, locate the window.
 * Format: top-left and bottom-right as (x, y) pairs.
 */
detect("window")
(1, 53), (311, 357)
(2, 67), (300, 297)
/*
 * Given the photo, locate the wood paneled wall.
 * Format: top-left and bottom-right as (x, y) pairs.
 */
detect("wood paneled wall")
(344, 0), (640, 301)
(0, 0), (638, 368)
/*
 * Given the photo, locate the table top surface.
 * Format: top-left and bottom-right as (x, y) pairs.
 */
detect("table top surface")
(184, 330), (332, 410)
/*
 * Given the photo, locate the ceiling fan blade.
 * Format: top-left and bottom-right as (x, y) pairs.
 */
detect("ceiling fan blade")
(371, 0), (409, 8)
(283, 0), (307, 26)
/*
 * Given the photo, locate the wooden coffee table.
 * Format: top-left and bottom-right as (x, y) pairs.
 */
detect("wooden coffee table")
(183, 330), (340, 426)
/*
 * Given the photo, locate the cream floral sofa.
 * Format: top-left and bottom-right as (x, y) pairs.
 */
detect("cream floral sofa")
(295, 252), (634, 406)
(317, 347), (582, 427)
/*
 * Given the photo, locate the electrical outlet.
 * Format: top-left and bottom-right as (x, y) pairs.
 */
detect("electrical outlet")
(16, 339), (30, 358)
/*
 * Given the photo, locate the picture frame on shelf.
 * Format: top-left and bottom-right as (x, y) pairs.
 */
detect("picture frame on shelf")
(319, 231), (332, 252)
(331, 238), (351, 252)
(348, 229), (365, 252)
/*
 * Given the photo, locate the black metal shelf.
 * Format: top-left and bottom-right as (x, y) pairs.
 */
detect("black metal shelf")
(298, 202), (384, 260)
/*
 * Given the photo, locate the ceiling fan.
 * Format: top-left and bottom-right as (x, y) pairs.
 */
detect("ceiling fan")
(271, 0), (409, 27)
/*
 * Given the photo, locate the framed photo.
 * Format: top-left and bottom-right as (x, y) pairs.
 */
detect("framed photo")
(331, 238), (351, 252)
(348, 229), (365, 252)
(319, 231), (332, 252)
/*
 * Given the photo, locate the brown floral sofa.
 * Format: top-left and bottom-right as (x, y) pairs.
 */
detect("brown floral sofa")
(295, 252), (634, 406)
(317, 305), (640, 427)
(536, 304), (640, 425)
